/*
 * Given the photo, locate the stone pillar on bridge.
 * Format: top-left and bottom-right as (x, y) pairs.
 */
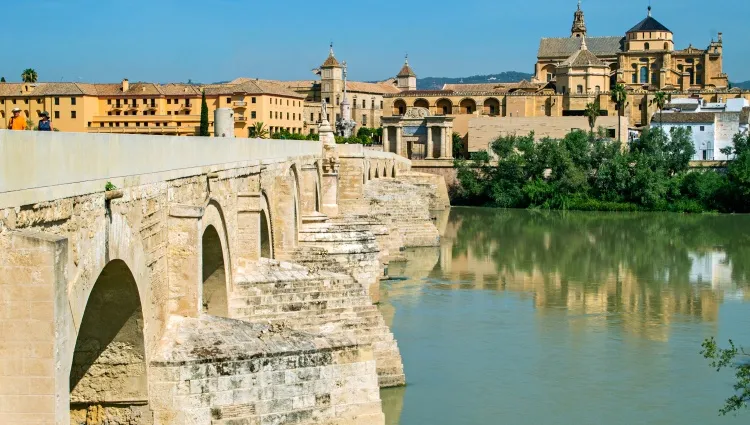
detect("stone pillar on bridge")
(167, 204), (204, 318)
(235, 192), (262, 275)
(319, 101), (340, 217)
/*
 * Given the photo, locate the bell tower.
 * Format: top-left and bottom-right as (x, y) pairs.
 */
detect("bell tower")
(571, 0), (587, 38)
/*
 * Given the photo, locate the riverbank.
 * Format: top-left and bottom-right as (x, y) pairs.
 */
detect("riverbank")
(452, 129), (750, 214)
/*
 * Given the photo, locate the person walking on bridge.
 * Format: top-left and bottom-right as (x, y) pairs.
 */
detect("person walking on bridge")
(7, 108), (27, 130)
(37, 111), (53, 131)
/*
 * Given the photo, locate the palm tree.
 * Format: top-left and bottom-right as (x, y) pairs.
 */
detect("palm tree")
(584, 100), (600, 138)
(610, 83), (627, 142)
(654, 91), (667, 127)
(21, 69), (38, 83)
(249, 122), (268, 139)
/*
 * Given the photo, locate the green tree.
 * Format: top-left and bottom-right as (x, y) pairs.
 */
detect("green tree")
(452, 132), (464, 159)
(199, 90), (209, 137)
(249, 122), (268, 139)
(21, 68), (37, 83)
(584, 100), (600, 138)
(611, 83), (627, 141)
(701, 337), (750, 416)
(654, 91), (667, 127)
(0, 77), (5, 83)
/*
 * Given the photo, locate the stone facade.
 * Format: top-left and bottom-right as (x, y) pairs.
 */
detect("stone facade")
(0, 130), (449, 424)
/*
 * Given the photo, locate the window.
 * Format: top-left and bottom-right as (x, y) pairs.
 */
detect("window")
(286, 99), (289, 106)
(697, 75), (703, 84)
(664, 42), (669, 50)
(318, 113), (321, 121)
(108, 112), (112, 116)
(177, 122), (181, 127)
(167, 111), (172, 115)
(275, 112), (278, 119)
(252, 97), (256, 104)
(24, 99), (28, 104)
(12, 99), (16, 104)
(362, 99), (366, 108)
(108, 123), (113, 127)
(136, 122), (140, 127)
(115, 122), (120, 127)
(108, 99), (112, 105)
(54, 97), (59, 105)
(700, 126), (705, 131)
(644, 42), (650, 51)
(380, 101), (383, 109)
(362, 114), (367, 126)
(87, 122), (91, 127)
(124, 122), (128, 127)
(144, 122), (148, 127)
(70, 97), (76, 105)
(100, 123), (104, 127)
(143, 99), (147, 105)
(287, 112), (289, 120)
(325, 97), (330, 104)
(167, 99), (171, 104)
(226, 97), (231, 103)
(311, 113), (314, 121)
(640, 66), (648, 83)
(292, 113), (295, 120)
(576, 85), (583, 94)
(251, 111), (256, 119)
(336, 113), (341, 121)
(54, 111), (60, 119)
(270, 111), (273, 119)
(372, 100), (375, 108)
(595, 86), (601, 92)
(71, 111), (77, 119)
(547, 73), (553, 82)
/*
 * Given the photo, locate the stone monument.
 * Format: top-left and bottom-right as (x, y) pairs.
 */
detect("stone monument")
(319, 100), (340, 216)
(336, 61), (357, 137)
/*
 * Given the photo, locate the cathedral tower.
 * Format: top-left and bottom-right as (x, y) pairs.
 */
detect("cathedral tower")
(571, 0), (587, 38)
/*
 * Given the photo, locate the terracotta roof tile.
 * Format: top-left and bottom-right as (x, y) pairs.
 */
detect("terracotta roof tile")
(559, 47), (606, 68)
(657, 112), (716, 124)
(538, 36), (623, 59)
(397, 62), (416, 78)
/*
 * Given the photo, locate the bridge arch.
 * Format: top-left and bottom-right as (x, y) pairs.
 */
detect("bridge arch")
(201, 199), (232, 317)
(69, 259), (150, 423)
(271, 164), (301, 258)
(260, 190), (274, 259)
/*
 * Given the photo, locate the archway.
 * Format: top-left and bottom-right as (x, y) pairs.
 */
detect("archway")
(271, 166), (301, 258)
(260, 191), (274, 259)
(393, 99), (406, 115)
(375, 166), (380, 179)
(69, 260), (149, 423)
(413, 98), (429, 109)
(460, 98), (477, 114)
(483, 98), (500, 116)
(540, 64), (556, 82)
(202, 225), (228, 317)
(436, 98), (452, 115)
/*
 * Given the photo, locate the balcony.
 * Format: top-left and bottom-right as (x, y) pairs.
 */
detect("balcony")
(235, 115), (247, 122)
(233, 101), (247, 108)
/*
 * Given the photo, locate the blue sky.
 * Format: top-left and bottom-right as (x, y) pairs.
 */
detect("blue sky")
(3, 0), (749, 83)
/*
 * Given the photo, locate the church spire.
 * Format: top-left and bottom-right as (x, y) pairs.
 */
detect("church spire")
(571, 0), (587, 38)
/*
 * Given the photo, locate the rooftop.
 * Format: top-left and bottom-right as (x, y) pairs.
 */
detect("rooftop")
(627, 8), (671, 33)
(538, 36), (623, 59)
(658, 112), (716, 124)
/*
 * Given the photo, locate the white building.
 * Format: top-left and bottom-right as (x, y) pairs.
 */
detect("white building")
(652, 98), (749, 160)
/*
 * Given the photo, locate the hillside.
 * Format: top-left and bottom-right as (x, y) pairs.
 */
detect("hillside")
(732, 81), (750, 90)
(417, 72), (533, 90)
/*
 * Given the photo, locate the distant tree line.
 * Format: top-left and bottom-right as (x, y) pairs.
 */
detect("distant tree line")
(453, 127), (750, 213)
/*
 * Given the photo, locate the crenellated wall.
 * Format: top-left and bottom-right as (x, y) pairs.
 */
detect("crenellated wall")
(0, 130), (447, 424)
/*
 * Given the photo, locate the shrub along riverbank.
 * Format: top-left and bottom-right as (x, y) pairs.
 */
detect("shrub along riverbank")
(453, 128), (750, 213)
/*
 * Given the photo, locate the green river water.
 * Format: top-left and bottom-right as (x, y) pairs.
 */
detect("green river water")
(379, 208), (750, 425)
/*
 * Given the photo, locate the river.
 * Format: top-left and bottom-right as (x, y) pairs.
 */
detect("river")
(379, 207), (750, 425)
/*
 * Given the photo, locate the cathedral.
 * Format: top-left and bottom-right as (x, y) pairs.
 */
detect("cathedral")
(532, 3), (729, 92)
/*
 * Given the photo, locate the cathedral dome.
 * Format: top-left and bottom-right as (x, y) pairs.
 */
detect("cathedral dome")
(627, 7), (671, 33)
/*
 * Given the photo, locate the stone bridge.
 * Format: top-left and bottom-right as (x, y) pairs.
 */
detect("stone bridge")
(0, 130), (449, 425)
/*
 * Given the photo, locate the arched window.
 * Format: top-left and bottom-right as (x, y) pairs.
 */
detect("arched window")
(595, 86), (601, 93)
(640, 66), (648, 84)
(576, 85), (583, 94)
(644, 42), (650, 51)
(664, 42), (669, 50)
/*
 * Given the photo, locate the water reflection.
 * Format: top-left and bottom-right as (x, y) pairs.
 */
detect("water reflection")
(428, 209), (750, 341)
(380, 208), (750, 425)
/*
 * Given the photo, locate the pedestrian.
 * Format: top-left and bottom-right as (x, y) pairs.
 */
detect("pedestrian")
(37, 111), (53, 131)
(7, 107), (27, 130)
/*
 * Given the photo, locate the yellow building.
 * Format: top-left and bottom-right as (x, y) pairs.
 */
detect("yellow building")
(238, 45), (402, 135)
(0, 79), (305, 137)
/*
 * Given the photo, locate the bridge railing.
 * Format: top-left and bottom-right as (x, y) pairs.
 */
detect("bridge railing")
(0, 131), (321, 207)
